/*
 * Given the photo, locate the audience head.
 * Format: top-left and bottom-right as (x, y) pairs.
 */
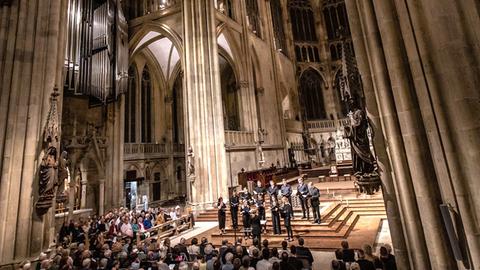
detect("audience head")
(225, 252), (234, 263)
(241, 256), (250, 267)
(272, 262), (280, 270)
(341, 240), (349, 249)
(350, 262), (360, 270)
(380, 246), (389, 258)
(298, 237), (305, 246)
(363, 244), (373, 256)
(331, 260), (341, 270)
(357, 249), (365, 259)
(281, 240), (288, 250)
(290, 245), (297, 255)
(262, 248), (270, 259)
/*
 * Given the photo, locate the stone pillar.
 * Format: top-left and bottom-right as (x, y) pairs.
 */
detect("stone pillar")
(182, 0), (229, 207)
(0, 0), (68, 263)
(344, 1), (410, 269)
(99, 179), (105, 215)
(346, 0), (431, 268)
(392, 0), (480, 267)
(369, 1), (456, 268)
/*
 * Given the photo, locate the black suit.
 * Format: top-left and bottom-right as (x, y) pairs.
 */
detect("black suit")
(271, 205), (281, 235)
(282, 203), (293, 239)
(218, 202), (226, 230)
(357, 259), (375, 270)
(251, 214), (262, 247)
(229, 195), (239, 229)
(297, 183), (310, 219)
(296, 246), (314, 266)
(309, 186), (321, 223)
(342, 248), (355, 263)
(241, 205), (251, 236)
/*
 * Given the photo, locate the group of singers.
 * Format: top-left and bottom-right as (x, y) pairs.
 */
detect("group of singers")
(216, 174), (321, 242)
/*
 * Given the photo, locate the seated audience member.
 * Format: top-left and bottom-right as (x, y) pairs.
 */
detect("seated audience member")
(222, 252), (235, 270)
(333, 249), (347, 270)
(188, 237), (201, 257)
(350, 262), (361, 270)
(289, 245), (305, 270)
(380, 246), (397, 270)
(363, 244), (383, 269)
(356, 249), (375, 270)
(240, 255), (254, 270)
(278, 241), (290, 257)
(341, 240), (355, 263)
(269, 248), (281, 264)
(256, 248), (273, 270)
(295, 237), (314, 266)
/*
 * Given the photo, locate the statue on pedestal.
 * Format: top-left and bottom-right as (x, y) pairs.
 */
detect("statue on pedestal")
(187, 146), (195, 177)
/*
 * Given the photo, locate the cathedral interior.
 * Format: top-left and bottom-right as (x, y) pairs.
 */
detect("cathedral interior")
(0, 0), (479, 269)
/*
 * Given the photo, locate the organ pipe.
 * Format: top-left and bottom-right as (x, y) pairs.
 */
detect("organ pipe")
(64, 0), (127, 103)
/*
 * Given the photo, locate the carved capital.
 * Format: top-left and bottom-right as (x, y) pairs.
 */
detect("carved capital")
(255, 87), (265, 96)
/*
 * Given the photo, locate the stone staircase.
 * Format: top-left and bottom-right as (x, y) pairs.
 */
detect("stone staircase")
(194, 197), (386, 250)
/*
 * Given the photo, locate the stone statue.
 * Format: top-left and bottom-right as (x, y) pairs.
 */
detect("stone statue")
(36, 146), (59, 216)
(344, 100), (376, 174)
(187, 146), (195, 176)
(56, 151), (69, 204)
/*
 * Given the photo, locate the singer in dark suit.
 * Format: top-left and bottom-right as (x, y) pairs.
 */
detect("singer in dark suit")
(297, 176), (310, 220)
(281, 196), (294, 241)
(308, 182), (321, 224)
(229, 190), (240, 229)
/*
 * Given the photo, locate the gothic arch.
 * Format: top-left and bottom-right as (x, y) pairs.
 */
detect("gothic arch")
(298, 66), (329, 89)
(298, 68), (327, 120)
(129, 22), (183, 57)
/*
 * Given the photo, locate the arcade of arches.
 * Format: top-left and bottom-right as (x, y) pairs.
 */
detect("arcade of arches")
(0, 0), (479, 269)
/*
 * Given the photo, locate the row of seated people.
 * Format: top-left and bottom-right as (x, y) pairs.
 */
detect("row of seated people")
(331, 240), (397, 270)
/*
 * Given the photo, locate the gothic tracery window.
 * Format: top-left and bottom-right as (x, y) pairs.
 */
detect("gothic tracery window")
(299, 68), (327, 120)
(219, 54), (240, 131)
(246, 0), (261, 38)
(125, 65), (137, 143)
(270, 0), (288, 55)
(289, 0), (320, 62)
(323, 0), (353, 61)
(141, 66), (153, 143)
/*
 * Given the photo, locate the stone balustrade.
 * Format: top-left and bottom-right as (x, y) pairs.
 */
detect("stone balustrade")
(224, 130), (255, 146)
(124, 143), (185, 160)
(307, 118), (350, 131)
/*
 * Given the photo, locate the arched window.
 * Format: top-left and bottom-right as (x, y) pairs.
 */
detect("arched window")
(299, 69), (327, 120)
(141, 66), (153, 143)
(172, 73), (184, 144)
(219, 54), (240, 131)
(270, 0), (287, 54)
(289, 0), (318, 42)
(323, 0), (353, 61)
(246, 0), (261, 38)
(125, 66), (136, 143)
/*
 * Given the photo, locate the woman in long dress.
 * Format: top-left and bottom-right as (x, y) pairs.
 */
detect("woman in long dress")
(217, 197), (226, 234)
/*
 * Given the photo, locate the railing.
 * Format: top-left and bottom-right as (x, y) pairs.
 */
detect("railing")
(173, 143), (185, 153)
(124, 0), (180, 20)
(307, 118), (350, 131)
(138, 214), (194, 244)
(125, 143), (167, 155)
(225, 130), (255, 146)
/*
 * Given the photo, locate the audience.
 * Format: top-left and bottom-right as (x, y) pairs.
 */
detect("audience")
(24, 206), (398, 270)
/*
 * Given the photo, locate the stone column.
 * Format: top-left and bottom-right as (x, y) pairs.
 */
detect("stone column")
(369, 1), (456, 268)
(392, 0), (480, 267)
(182, 0), (229, 208)
(344, 1), (410, 269)
(0, 0), (68, 262)
(346, 0), (431, 268)
(99, 179), (105, 215)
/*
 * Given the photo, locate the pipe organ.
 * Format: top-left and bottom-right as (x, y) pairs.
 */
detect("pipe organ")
(64, 0), (128, 103)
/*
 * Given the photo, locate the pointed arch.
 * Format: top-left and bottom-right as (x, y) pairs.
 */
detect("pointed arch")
(298, 68), (327, 120)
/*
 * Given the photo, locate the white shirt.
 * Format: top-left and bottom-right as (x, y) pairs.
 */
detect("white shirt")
(256, 259), (272, 270)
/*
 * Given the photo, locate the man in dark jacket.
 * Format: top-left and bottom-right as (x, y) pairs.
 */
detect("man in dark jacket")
(296, 237), (314, 267)
(341, 240), (355, 263)
(267, 179), (279, 203)
(357, 249), (375, 270)
(297, 176), (310, 219)
(308, 182), (321, 224)
(280, 179), (293, 218)
(229, 190), (240, 229)
(251, 210), (262, 248)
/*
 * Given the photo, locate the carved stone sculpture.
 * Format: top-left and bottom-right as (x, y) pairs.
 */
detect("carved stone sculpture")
(187, 146), (195, 176)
